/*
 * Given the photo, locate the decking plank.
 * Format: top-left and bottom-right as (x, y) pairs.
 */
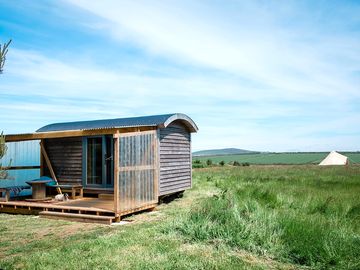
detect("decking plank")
(0, 198), (114, 213)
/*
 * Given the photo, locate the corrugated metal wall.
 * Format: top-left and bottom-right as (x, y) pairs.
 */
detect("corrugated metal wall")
(44, 137), (82, 185)
(118, 131), (157, 212)
(0, 140), (40, 196)
(159, 123), (191, 196)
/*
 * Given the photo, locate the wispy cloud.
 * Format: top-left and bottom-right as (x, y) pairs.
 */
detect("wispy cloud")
(0, 0), (359, 151)
(66, 0), (360, 99)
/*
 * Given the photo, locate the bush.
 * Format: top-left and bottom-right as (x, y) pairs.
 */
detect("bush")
(0, 132), (9, 179)
(219, 161), (225, 166)
(206, 159), (213, 166)
(193, 160), (204, 168)
(242, 162), (250, 166)
(192, 163), (205, 169)
(233, 161), (241, 166)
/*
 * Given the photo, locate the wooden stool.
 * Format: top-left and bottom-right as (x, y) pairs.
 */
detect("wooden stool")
(51, 185), (83, 199)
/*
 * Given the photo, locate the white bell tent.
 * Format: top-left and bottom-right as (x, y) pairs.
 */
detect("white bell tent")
(319, 151), (349, 166)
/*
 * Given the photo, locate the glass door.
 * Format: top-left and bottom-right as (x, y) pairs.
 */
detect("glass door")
(117, 131), (158, 212)
(104, 136), (114, 187)
(84, 136), (113, 187)
(86, 137), (103, 186)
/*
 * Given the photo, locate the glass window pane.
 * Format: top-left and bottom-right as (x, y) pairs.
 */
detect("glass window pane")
(106, 136), (113, 186)
(87, 137), (102, 185)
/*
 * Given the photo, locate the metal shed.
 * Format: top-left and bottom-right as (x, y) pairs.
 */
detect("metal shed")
(0, 113), (198, 224)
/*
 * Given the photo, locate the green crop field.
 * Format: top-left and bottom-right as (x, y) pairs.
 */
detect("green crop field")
(194, 152), (360, 165)
(1, 165), (360, 269)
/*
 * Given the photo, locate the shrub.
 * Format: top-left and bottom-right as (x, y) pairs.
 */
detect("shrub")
(192, 160), (205, 168)
(0, 132), (10, 179)
(206, 159), (213, 166)
(242, 162), (250, 166)
(219, 161), (225, 166)
(233, 161), (241, 166)
(192, 163), (204, 169)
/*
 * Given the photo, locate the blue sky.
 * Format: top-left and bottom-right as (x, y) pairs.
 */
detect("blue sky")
(0, 0), (359, 151)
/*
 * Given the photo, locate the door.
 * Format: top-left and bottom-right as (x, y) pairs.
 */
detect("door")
(117, 130), (158, 212)
(83, 136), (113, 187)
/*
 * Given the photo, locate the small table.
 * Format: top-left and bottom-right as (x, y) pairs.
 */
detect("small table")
(26, 179), (52, 201)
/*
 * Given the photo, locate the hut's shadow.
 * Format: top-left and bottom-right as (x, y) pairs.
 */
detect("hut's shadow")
(159, 191), (184, 204)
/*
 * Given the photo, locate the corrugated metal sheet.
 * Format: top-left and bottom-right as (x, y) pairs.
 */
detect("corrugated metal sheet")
(36, 113), (198, 133)
(0, 140), (40, 196)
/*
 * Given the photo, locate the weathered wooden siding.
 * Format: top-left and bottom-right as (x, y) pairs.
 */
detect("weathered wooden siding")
(159, 122), (191, 196)
(43, 137), (82, 185)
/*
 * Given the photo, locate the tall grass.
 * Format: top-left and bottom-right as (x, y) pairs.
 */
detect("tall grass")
(167, 166), (360, 269)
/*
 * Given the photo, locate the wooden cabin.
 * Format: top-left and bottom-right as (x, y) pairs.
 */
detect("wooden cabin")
(0, 113), (198, 224)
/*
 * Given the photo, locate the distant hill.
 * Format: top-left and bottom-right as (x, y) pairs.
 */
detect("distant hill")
(193, 148), (259, 157)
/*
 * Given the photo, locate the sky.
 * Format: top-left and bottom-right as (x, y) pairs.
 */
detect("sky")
(0, 0), (359, 152)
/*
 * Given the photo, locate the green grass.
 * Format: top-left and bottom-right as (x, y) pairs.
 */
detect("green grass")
(195, 152), (360, 165)
(0, 174), (277, 270)
(1, 166), (360, 269)
(167, 166), (360, 269)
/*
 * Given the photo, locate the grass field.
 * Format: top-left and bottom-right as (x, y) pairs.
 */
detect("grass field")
(1, 165), (360, 269)
(195, 152), (360, 165)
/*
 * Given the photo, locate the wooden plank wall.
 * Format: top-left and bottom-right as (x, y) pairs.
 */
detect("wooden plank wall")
(43, 137), (82, 185)
(159, 122), (191, 196)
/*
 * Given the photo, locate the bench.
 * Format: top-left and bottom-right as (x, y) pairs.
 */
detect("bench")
(50, 184), (83, 199)
(0, 186), (31, 202)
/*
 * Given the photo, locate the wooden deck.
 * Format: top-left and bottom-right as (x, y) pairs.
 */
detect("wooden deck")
(0, 197), (157, 224)
(57, 198), (114, 212)
(0, 198), (115, 217)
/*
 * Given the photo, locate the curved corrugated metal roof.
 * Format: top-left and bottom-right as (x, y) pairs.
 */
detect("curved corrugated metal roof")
(36, 113), (198, 133)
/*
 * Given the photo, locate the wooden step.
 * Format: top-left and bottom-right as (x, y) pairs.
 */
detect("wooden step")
(39, 211), (115, 225)
(98, 194), (114, 200)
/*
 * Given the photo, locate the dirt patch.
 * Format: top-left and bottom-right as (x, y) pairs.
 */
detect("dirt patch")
(34, 220), (102, 238)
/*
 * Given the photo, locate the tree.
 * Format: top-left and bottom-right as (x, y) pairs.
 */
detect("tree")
(206, 159), (213, 166)
(0, 39), (12, 74)
(219, 160), (225, 166)
(0, 132), (9, 179)
(0, 39), (12, 178)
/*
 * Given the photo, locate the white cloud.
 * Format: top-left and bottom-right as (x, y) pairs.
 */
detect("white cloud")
(1, 1), (359, 151)
(66, 0), (360, 101)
